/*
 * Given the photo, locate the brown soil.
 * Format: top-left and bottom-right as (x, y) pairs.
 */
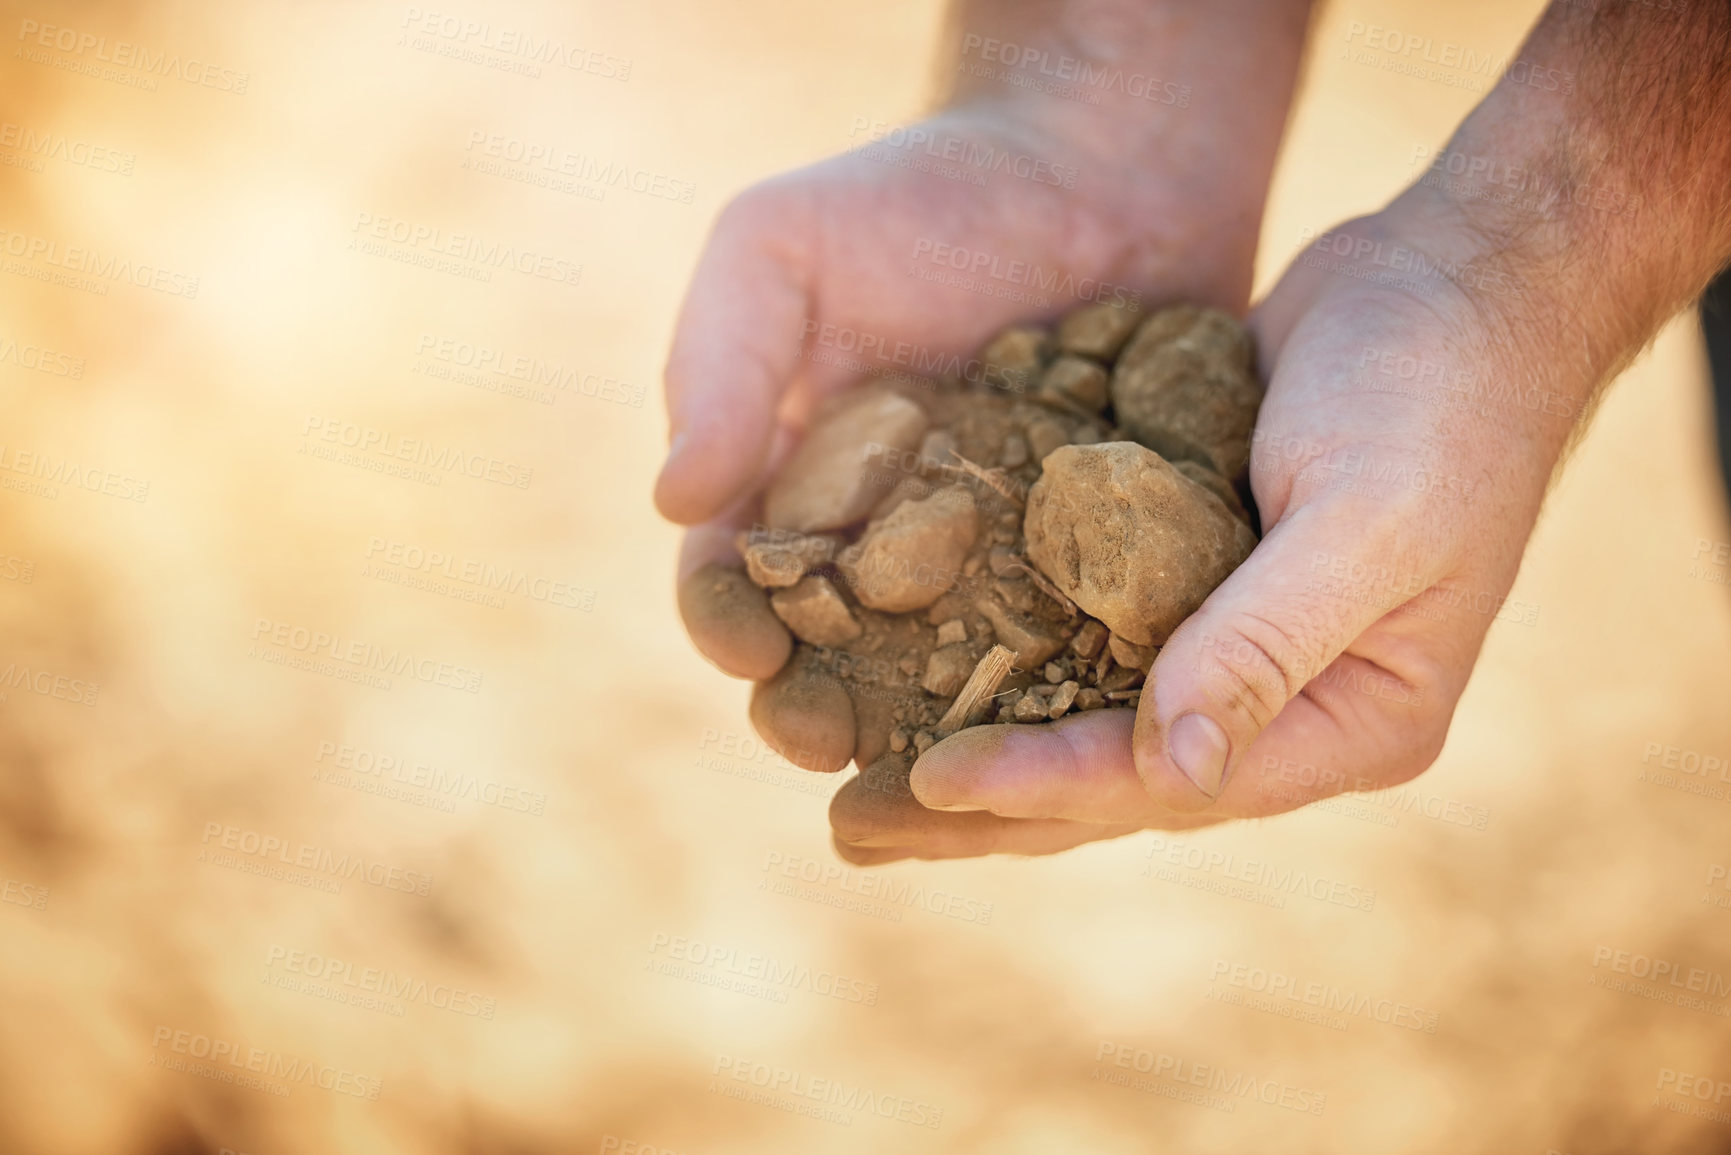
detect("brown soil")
(732, 301), (1263, 770)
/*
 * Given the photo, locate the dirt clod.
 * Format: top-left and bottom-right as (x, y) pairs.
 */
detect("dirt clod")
(1110, 305), (1261, 481)
(770, 575), (862, 646)
(731, 302), (1263, 770)
(840, 485), (980, 612)
(764, 389), (929, 532)
(1025, 442), (1256, 646)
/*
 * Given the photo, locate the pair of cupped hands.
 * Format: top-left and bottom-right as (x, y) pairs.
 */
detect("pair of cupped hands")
(656, 100), (1556, 864)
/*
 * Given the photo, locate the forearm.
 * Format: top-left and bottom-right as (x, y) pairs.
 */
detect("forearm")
(935, 0), (1316, 290)
(1393, 2), (1731, 414)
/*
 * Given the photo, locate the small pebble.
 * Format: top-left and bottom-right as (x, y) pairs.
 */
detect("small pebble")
(889, 729), (909, 753)
(1071, 619), (1109, 660)
(1048, 680), (1080, 717)
(1000, 434), (1029, 469)
(913, 731), (936, 754)
(1013, 692), (1049, 723)
(1044, 661), (1065, 684)
(1026, 418), (1070, 464)
(1076, 687), (1106, 711)
(936, 619), (968, 646)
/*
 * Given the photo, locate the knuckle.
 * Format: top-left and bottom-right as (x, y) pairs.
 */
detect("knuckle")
(1195, 613), (1318, 726)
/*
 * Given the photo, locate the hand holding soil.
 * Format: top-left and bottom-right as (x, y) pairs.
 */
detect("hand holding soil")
(685, 300), (1260, 769)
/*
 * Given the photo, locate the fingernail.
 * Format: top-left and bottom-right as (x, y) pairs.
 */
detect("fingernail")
(923, 801), (986, 813)
(1168, 712), (1230, 798)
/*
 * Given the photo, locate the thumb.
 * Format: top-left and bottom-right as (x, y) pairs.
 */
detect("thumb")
(1133, 498), (1419, 812)
(654, 186), (814, 525)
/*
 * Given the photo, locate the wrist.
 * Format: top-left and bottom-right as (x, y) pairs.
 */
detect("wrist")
(932, 0), (1313, 310)
(1392, 2), (1731, 411)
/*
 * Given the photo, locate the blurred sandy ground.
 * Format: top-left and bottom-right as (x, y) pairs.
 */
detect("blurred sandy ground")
(0, 0), (1729, 1152)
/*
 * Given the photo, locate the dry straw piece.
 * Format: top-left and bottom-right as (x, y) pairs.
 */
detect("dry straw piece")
(936, 644), (1016, 736)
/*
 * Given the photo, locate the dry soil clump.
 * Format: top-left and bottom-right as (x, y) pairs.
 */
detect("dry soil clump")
(690, 301), (1264, 775)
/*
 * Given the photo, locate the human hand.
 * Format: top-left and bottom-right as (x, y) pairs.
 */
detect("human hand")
(830, 190), (1579, 862)
(660, 83), (1291, 771)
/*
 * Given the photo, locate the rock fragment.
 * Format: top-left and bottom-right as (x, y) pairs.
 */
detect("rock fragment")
(923, 643), (977, 697)
(1056, 301), (1143, 360)
(1025, 417), (1070, 465)
(840, 485), (979, 612)
(1110, 306), (1261, 480)
(936, 619), (968, 646)
(764, 390), (928, 532)
(1048, 680), (1080, 717)
(770, 576), (862, 646)
(981, 326), (1047, 391)
(1040, 355), (1110, 411)
(975, 595), (1066, 667)
(1108, 633), (1157, 672)
(1023, 442), (1255, 646)
(1070, 619), (1108, 660)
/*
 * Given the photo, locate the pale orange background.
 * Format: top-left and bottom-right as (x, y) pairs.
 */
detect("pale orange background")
(1, 1), (1729, 1152)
